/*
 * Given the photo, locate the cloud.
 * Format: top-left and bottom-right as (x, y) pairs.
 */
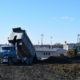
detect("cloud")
(61, 16), (69, 19)
(61, 16), (74, 21)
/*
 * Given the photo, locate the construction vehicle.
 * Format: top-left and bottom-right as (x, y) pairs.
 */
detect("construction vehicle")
(67, 50), (74, 56)
(67, 45), (80, 56)
(0, 27), (36, 65)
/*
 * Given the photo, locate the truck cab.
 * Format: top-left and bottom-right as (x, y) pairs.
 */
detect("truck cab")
(0, 45), (17, 64)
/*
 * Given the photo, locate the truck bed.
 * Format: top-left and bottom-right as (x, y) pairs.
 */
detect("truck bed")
(8, 27), (36, 58)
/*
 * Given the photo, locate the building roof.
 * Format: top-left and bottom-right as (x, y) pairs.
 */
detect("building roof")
(66, 43), (76, 45)
(76, 43), (80, 46)
(35, 47), (60, 52)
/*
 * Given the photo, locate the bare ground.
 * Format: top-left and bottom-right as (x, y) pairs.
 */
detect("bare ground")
(0, 56), (80, 80)
(0, 63), (80, 80)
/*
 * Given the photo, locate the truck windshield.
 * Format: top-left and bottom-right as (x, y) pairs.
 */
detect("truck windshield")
(0, 47), (7, 51)
(2, 47), (13, 50)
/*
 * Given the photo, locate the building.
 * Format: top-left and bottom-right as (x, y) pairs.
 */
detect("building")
(63, 42), (76, 51)
(35, 47), (67, 60)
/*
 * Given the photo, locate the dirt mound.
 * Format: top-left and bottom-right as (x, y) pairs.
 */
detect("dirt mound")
(37, 56), (70, 64)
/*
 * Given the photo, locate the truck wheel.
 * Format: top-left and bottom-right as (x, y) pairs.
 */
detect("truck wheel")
(8, 58), (13, 66)
(21, 57), (24, 64)
(29, 58), (33, 65)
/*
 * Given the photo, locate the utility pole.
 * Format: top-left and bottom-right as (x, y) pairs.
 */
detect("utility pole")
(41, 34), (44, 45)
(77, 34), (80, 43)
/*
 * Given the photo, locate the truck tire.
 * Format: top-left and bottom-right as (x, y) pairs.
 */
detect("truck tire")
(8, 58), (13, 66)
(21, 57), (24, 64)
(29, 58), (33, 64)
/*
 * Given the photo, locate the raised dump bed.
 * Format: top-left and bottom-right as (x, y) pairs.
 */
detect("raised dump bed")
(8, 27), (36, 64)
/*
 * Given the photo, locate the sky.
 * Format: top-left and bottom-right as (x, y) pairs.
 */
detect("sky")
(0, 0), (80, 45)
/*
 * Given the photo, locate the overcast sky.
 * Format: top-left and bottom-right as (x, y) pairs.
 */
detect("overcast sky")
(0, 0), (80, 45)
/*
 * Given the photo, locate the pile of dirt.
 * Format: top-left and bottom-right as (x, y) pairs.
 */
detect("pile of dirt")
(68, 55), (80, 60)
(37, 56), (70, 64)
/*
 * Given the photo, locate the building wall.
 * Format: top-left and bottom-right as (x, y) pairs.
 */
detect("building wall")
(63, 44), (75, 51)
(54, 49), (67, 56)
(63, 44), (68, 50)
(68, 45), (75, 50)
(36, 49), (67, 60)
(36, 51), (54, 60)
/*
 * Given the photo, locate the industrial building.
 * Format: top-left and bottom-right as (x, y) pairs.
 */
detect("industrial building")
(35, 47), (67, 60)
(63, 41), (76, 51)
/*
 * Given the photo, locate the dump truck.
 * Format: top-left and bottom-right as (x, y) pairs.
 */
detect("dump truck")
(0, 27), (36, 65)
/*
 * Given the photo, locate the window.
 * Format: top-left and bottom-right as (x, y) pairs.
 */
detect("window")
(43, 52), (50, 55)
(48, 53), (50, 55)
(43, 53), (45, 55)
